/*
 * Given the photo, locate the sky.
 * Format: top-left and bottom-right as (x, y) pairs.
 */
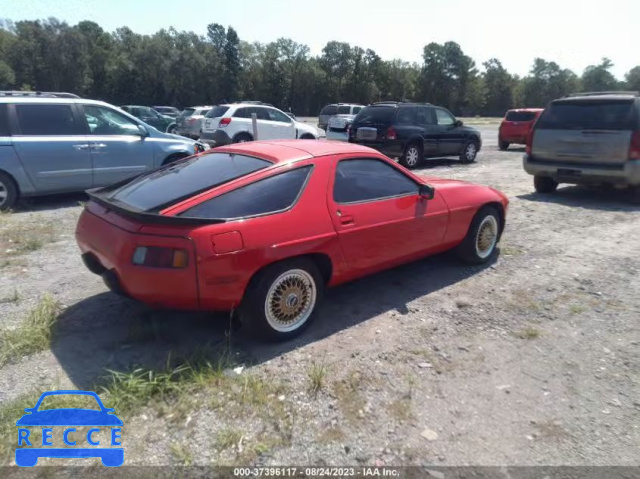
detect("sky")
(1, 0), (637, 79)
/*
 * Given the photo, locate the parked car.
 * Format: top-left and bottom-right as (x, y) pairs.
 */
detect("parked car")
(174, 106), (212, 139)
(120, 105), (174, 132)
(499, 108), (543, 150)
(0, 91), (205, 210)
(318, 103), (364, 131)
(199, 103), (319, 146)
(76, 140), (508, 341)
(153, 106), (181, 118)
(348, 102), (482, 168)
(326, 114), (356, 141)
(524, 91), (640, 200)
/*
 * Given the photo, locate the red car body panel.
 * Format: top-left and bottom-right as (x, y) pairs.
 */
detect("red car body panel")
(75, 140), (509, 312)
(499, 109), (544, 144)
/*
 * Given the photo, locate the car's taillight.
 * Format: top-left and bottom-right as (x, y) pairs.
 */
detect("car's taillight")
(629, 131), (640, 160)
(219, 117), (232, 128)
(386, 127), (397, 140)
(186, 118), (197, 124)
(132, 246), (188, 268)
(525, 129), (535, 155)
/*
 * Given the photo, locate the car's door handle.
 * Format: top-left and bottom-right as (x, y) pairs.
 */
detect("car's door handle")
(339, 215), (355, 226)
(91, 143), (107, 149)
(73, 144), (89, 150)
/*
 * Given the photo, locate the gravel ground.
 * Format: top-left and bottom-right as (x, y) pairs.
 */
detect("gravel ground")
(0, 124), (639, 467)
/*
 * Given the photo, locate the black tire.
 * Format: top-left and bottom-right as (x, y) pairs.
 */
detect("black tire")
(629, 186), (640, 205)
(534, 176), (558, 193)
(239, 258), (324, 341)
(399, 142), (423, 169)
(460, 141), (478, 163)
(299, 133), (316, 140)
(166, 124), (177, 134)
(0, 171), (19, 211)
(456, 206), (501, 264)
(233, 132), (253, 143)
(498, 138), (510, 150)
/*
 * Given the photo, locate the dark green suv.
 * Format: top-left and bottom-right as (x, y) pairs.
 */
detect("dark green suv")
(121, 105), (173, 132)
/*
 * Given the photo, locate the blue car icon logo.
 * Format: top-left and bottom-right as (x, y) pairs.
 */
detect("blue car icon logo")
(15, 390), (123, 467)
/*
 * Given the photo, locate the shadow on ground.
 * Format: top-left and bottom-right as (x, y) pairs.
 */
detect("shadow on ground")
(518, 185), (639, 212)
(51, 252), (496, 390)
(15, 193), (87, 212)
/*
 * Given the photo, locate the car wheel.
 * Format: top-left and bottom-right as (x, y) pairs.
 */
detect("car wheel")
(167, 124), (177, 134)
(0, 171), (19, 211)
(629, 186), (640, 205)
(457, 206), (501, 264)
(498, 138), (510, 150)
(233, 133), (253, 143)
(300, 134), (316, 140)
(240, 258), (324, 341)
(400, 143), (423, 169)
(534, 176), (558, 193)
(460, 141), (478, 163)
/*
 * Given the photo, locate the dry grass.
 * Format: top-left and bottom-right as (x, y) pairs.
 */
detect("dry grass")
(0, 294), (61, 366)
(317, 427), (346, 444)
(307, 360), (328, 397)
(0, 221), (57, 255)
(170, 441), (194, 466)
(0, 288), (20, 304)
(515, 327), (541, 340)
(387, 398), (413, 422)
(332, 371), (368, 422)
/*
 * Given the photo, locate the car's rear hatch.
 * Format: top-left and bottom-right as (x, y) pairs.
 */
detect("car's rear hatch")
(349, 105), (396, 143)
(532, 99), (637, 165)
(501, 111), (538, 139)
(202, 105), (231, 132)
(176, 108), (195, 129)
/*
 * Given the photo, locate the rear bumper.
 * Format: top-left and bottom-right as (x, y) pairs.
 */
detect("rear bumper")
(200, 130), (231, 146)
(326, 130), (349, 142)
(523, 155), (640, 186)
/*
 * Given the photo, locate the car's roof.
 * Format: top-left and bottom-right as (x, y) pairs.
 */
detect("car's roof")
(507, 108), (544, 112)
(0, 97), (122, 106)
(555, 94), (638, 103)
(214, 140), (378, 164)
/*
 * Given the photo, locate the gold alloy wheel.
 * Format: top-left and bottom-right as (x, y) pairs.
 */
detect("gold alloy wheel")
(475, 215), (498, 259)
(264, 269), (317, 333)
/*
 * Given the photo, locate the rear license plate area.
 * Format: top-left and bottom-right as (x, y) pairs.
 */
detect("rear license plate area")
(557, 168), (581, 177)
(357, 127), (378, 141)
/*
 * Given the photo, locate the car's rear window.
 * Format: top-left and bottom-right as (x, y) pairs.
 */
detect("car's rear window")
(353, 106), (396, 124)
(320, 105), (338, 116)
(206, 106), (230, 118)
(536, 101), (637, 131)
(180, 108), (196, 117)
(337, 105), (351, 114)
(505, 111), (537, 122)
(104, 153), (271, 212)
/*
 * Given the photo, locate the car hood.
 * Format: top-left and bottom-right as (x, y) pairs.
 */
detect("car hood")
(16, 409), (123, 427)
(295, 121), (318, 137)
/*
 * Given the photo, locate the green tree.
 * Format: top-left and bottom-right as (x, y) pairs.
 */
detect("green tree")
(581, 58), (619, 92)
(482, 58), (513, 116)
(222, 27), (241, 100)
(625, 66), (640, 91)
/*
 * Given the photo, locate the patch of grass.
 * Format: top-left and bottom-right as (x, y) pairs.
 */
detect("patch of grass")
(0, 294), (60, 366)
(500, 245), (524, 256)
(509, 290), (542, 313)
(0, 222), (56, 255)
(0, 288), (20, 304)
(0, 391), (43, 464)
(515, 327), (541, 340)
(332, 371), (367, 422)
(569, 304), (588, 315)
(216, 429), (243, 450)
(316, 426), (346, 444)
(307, 360), (328, 397)
(387, 398), (413, 422)
(170, 441), (193, 466)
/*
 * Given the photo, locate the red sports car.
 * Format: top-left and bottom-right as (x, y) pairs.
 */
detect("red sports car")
(76, 140), (508, 340)
(499, 108), (544, 150)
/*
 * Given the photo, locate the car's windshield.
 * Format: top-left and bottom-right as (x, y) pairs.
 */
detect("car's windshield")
(37, 394), (102, 411)
(105, 153), (272, 211)
(536, 100), (637, 130)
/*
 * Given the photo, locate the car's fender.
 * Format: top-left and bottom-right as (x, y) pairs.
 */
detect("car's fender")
(0, 145), (37, 195)
(294, 121), (319, 138)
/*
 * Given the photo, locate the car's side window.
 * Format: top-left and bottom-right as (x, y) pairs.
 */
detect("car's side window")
(84, 105), (141, 136)
(334, 158), (418, 204)
(352, 106), (362, 114)
(0, 104), (10, 136)
(396, 107), (417, 125)
(416, 107), (435, 125)
(252, 107), (271, 121)
(180, 166), (313, 220)
(435, 108), (456, 126)
(15, 104), (81, 136)
(267, 108), (292, 123)
(234, 108), (250, 119)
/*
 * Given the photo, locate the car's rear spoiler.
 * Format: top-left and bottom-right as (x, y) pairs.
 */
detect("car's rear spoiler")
(86, 188), (227, 226)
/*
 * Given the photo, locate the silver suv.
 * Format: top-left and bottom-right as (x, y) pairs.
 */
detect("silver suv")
(173, 106), (212, 139)
(524, 91), (640, 199)
(0, 91), (204, 210)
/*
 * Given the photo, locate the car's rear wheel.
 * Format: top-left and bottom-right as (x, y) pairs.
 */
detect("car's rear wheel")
(498, 138), (510, 150)
(240, 258), (324, 341)
(460, 141), (478, 163)
(457, 206), (501, 264)
(300, 133), (316, 140)
(534, 176), (558, 193)
(233, 133), (253, 143)
(400, 143), (423, 169)
(629, 186), (640, 205)
(167, 124), (177, 134)
(0, 171), (19, 211)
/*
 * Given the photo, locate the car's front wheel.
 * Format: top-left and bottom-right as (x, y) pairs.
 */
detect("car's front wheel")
(534, 176), (558, 193)
(498, 138), (510, 150)
(0, 171), (18, 211)
(240, 258), (324, 341)
(457, 206), (501, 264)
(460, 141), (478, 163)
(400, 143), (423, 169)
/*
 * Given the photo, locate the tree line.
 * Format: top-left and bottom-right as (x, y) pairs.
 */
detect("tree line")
(1, 18), (639, 117)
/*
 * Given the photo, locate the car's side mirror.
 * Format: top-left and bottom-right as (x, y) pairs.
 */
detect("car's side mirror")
(419, 184), (436, 200)
(137, 125), (149, 138)
(455, 120), (463, 127)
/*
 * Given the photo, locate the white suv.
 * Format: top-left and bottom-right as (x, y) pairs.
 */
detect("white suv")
(199, 103), (319, 146)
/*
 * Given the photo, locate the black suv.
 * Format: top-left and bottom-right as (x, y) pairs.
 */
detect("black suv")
(348, 102), (482, 168)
